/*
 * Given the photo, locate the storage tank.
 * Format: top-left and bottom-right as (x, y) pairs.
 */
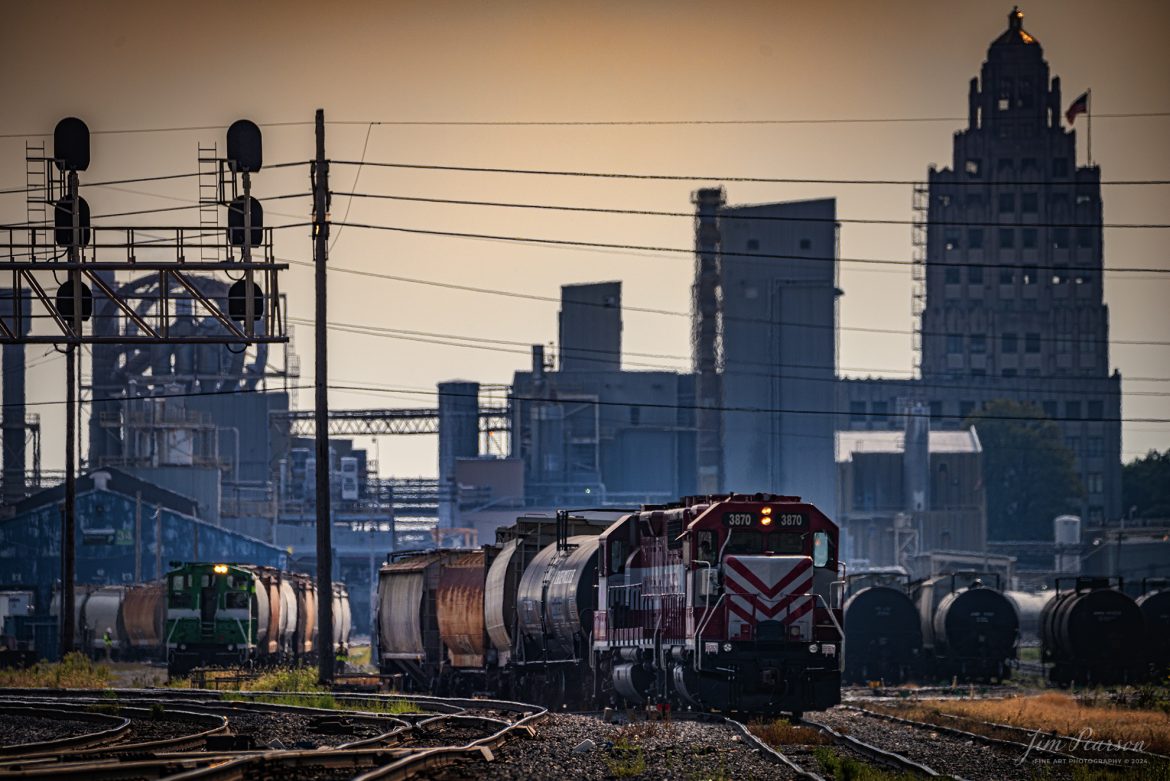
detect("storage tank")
(377, 552), (445, 674)
(842, 585), (922, 684)
(278, 576), (297, 657)
(80, 586), (127, 655)
(1040, 579), (1145, 686)
(484, 540), (521, 665)
(1137, 586), (1170, 676)
(437, 551), (486, 668)
(517, 537), (600, 658)
(331, 582), (351, 653)
(1053, 515), (1081, 574)
(122, 582), (165, 653)
(1004, 590), (1054, 645)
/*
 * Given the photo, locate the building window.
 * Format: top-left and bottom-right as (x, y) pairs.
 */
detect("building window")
(1056, 336), (1071, 354)
(1074, 269), (1093, 285)
(1076, 193), (1093, 206)
(1022, 266), (1038, 285)
(1076, 227), (1093, 249)
(929, 401), (943, 421)
(998, 193), (1015, 213)
(1042, 401), (1058, 418)
(1088, 506), (1104, 523)
(849, 401), (866, 424)
(1080, 335), (1096, 355)
(1022, 228), (1037, 249)
(998, 97), (1011, 111)
(629, 406), (641, 425)
(969, 265), (984, 284)
(1087, 472), (1103, 494)
(945, 266), (960, 284)
(746, 239), (759, 250)
(965, 159), (982, 177)
(799, 238), (812, 250)
(873, 401), (889, 423)
(1021, 192), (1038, 213)
(1021, 156), (1038, 171)
(970, 334), (987, 353)
(947, 333), (964, 353)
(944, 231), (960, 251)
(1065, 400), (1082, 419)
(997, 158), (1014, 174)
(1068, 435), (1080, 452)
(999, 228), (1014, 249)
(1088, 436), (1103, 456)
(1053, 157), (1070, 177)
(999, 267), (1014, 285)
(1002, 368), (1017, 378)
(971, 368), (986, 377)
(966, 193), (984, 209)
(1088, 400), (1104, 420)
(1052, 266), (1068, 285)
(1025, 333), (1041, 353)
(1002, 333), (1018, 353)
(1053, 227), (1070, 249)
(967, 228), (984, 249)
(959, 400), (976, 419)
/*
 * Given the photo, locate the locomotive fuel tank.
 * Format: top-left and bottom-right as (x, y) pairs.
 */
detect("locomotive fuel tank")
(437, 551), (486, 668)
(842, 585), (921, 684)
(122, 582), (165, 652)
(517, 536), (600, 658)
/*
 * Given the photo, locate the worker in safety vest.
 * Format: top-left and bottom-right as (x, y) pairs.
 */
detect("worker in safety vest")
(334, 645), (347, 675)
(103, 629), (113, 661)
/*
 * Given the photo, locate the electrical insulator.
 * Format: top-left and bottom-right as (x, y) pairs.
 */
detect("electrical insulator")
(228, 279), (264, 323)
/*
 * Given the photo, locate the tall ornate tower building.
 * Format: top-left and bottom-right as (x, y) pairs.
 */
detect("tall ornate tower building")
(842, 8), (1122, 529)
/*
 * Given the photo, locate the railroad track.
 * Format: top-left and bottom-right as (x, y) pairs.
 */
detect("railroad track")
(0, 690), (546, 781)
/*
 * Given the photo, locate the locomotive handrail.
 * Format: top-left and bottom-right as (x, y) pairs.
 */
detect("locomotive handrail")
(693, 593), (726, 671)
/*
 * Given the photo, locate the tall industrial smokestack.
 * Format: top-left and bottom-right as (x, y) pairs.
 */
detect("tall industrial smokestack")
(692, 187), (725, 494)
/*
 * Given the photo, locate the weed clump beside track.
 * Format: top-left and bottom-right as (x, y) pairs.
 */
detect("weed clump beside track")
(182, 667), (414, 715)
(0, 653), (112, 689)
(749, 718), (832, 746)
(876, 692), (1170, 755)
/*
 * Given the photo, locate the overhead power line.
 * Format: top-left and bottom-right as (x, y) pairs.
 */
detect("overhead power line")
(290, 315), (1170, 399)
(335, 190), (1170, 230)
(288, 259), (1170, 350)
(327, 220), (1170, 275)
(332, 160), (1170, 187)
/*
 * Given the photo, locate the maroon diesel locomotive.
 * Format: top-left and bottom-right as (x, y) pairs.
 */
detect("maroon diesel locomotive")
(376, 493), (843, 716)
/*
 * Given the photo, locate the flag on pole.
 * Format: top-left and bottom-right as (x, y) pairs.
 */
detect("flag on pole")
(1065, 91), (1089, 125)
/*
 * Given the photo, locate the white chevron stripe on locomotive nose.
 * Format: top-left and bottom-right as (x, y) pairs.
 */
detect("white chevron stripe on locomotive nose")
(724, 555), (815, 639)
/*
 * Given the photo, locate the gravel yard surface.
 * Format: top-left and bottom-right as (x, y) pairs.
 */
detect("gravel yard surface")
(225, 710), (392, 749)
(811, 706), (1077, 781)
(0, 713), (105, 748)
(471, 713), (796, 780)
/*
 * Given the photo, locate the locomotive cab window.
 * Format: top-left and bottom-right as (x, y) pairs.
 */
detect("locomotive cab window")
(696, 531), (717, 563)
(724, 531), (804, 556)
(813, 531), (829, 567)
(609, 540), (624, 574)
(223, 592), (248, 610)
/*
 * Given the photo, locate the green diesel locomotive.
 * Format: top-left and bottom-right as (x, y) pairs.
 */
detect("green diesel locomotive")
(165, 562), (351, 675)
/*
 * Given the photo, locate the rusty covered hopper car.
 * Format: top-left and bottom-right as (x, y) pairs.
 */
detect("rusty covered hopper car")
(437, 551), (487, 668)
(122, 582), (165, 655)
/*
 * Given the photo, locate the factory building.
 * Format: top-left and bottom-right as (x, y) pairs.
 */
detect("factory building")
(836, 408), (987, 569)
(718, 198), (838, 511)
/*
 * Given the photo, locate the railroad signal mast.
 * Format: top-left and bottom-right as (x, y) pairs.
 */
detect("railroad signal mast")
(1, 117), (288, 656)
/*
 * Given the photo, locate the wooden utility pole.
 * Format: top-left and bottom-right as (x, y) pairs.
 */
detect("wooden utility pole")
(313, 108), (334, 685)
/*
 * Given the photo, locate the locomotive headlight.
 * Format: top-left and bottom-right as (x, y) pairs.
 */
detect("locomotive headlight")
(722, 642), (732, 653)
(809, 643), (820, 654)
(213, 564), (229, 574)
(760, 516), (774, 527)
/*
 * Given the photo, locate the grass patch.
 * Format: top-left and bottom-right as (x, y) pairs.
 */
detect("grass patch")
(1019, 645), (1041, 662)
(346, 644), (372, 669)
(750, 718), (832, 747)
(877, 693), (1170, 756)
(0, 653), (112, 689)
(814, 747), (919, 781)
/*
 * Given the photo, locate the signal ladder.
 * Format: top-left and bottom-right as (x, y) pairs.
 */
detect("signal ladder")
(197, 143), (220, 261)
(24, 142), (49, 260)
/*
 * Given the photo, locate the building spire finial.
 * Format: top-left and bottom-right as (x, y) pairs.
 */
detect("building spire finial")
(1009, 6), (1024, 31)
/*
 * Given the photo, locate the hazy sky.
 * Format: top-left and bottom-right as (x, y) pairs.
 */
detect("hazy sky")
(3, 0), (1168, 479)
